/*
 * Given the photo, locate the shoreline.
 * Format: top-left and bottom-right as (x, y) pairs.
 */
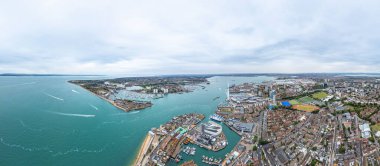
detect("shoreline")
(133, 133), (152, 166)
(69, 82), (152, 112)
(132, 113), (205, 165)
(69, 82), (155, 166)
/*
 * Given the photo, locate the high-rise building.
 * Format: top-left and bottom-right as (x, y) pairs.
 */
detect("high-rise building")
(270, 90), (276, 105)
(226, 83), (230, 101)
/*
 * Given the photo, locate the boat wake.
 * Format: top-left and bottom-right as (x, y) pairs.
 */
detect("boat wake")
(0, 137), (50, 152)
(19, 120), (46, 132)
(44, 93), (64, 101)
(52, 145), (108, 157)
(110, 113), (126, 116)
(89, 104), (99, 110)
(102, 120), (125, 125)
(0, 137), (107, 156)
(48, 111), (96, 118)
(71, 90), (80, 94)
(110, 111), (139, 116)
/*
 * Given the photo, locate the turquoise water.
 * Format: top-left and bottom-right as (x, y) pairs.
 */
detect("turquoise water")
(0, 76), (274, 166)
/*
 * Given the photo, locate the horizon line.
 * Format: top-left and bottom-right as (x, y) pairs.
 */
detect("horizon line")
(1, 72), (380, 77)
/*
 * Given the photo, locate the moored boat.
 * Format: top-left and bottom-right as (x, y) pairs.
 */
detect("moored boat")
(210, 114), (224, 122)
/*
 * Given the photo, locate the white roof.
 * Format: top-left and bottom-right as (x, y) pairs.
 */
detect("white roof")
(359, 123), (371, 132)
(375, 131), (380, 137)
(362, 131), (371, 138)
(233, 151), (240, 157)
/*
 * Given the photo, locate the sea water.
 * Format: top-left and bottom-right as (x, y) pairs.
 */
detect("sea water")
(0, 76), (274, 166)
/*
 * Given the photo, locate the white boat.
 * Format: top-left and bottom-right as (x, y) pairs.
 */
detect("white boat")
(210, 114), (224, 122)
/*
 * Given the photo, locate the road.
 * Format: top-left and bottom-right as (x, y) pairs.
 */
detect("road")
(329, 125), (337, 166)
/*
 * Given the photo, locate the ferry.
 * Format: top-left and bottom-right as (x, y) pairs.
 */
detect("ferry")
(212, 96), (220, 101)
(210, 114), (224, 122)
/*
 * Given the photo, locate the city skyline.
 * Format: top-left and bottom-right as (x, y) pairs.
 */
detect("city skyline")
(1, 0), (380, 75)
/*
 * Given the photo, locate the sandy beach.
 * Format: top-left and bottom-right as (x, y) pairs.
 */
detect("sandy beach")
(133, 133), (153, 166)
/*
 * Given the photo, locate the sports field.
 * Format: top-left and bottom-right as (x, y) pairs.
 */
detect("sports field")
(312, 92), (328, 100)
(292, 104), (319, 112)
(219, 107), (233, 113)
(298, 96), (315, 103)
(289, 100), (300, 105)
(371, 123), (380, 132)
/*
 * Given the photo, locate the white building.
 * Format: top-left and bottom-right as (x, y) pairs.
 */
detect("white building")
(153, 89), (158, 94)
(201, 121), (223, 137)
(359, 123), (371, 138)
(375, 131), (380, 138)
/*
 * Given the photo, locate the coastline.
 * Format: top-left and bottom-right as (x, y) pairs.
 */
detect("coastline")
(69, 82), (151, 112)
(133, 133), (152, 166)
(132, 113), (205, 165)
(69, 81), (155, 166)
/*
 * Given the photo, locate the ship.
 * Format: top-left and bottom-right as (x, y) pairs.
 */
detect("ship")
(209, 114), (224, 122)
(212, 96), (220, 101)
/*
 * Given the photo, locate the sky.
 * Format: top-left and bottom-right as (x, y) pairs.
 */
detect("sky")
(0, 0), (380, 75)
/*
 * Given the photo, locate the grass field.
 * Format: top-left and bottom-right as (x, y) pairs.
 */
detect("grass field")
(371, 123), (380, 132)
(219, 107), (233, 113)
(289, 100), (300, 105)
(312, 92), (328, 100)
(292, 104), (319, 112)
(298, 96), (315, 103)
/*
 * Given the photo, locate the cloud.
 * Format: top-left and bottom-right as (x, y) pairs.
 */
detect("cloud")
(0, 0), (379, 75)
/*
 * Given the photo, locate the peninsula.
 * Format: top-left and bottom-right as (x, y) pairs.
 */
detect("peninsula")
(69, 76), (209, 112)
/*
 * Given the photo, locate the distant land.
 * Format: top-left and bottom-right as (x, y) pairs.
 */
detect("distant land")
(157, 73), (380, 77)
(1, 72), (380, 78)
(0, 73), (104, 76)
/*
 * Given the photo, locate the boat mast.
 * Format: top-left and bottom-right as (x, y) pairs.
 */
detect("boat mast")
(226, 83), (230, 101)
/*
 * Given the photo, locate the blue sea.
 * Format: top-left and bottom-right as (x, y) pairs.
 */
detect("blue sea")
(0, 76), (274, 166)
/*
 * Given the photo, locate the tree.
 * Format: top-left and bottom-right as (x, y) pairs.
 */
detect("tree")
(252, 135), (258, 143)
(259, 139), (270, 145)
(310, 159), (320, 166)
(338, 144), (345, 154)
(369, 136), (375, 143)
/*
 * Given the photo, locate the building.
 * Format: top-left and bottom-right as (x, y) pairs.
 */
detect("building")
(226, 83), (230, 101)
(359, 123), (371, 138)
(161, 88), (169, 94)
(375, 131), (380, 138)
(233, 122), (255, 133)
(202, 121), (223, 136)
(281, 101), (291, 107)
(270, 90), (276, 105)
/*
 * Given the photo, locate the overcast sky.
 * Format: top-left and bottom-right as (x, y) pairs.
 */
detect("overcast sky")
(0, 0), (379, 75)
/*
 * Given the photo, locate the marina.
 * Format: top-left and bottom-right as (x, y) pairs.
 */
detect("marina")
(182, 146), (196, 156)
(201, 155), (223, 165)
